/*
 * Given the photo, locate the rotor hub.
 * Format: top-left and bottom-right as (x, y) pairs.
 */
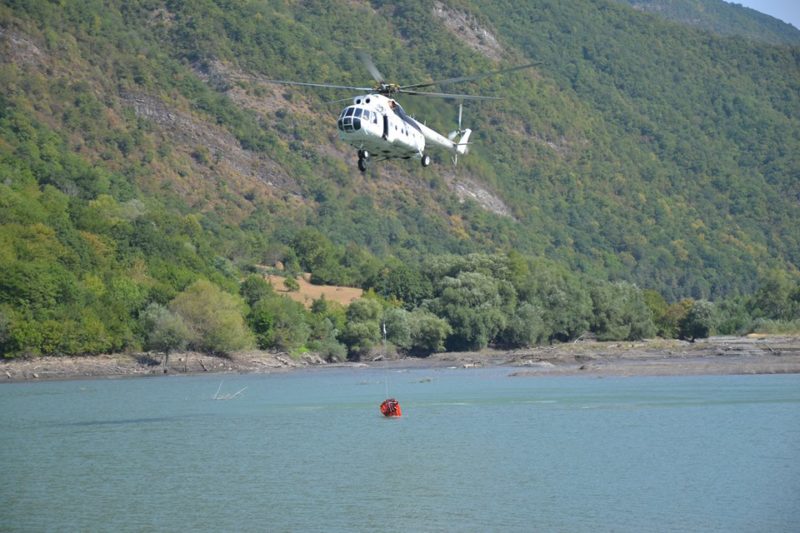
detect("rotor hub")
(375, 82), (401, 95)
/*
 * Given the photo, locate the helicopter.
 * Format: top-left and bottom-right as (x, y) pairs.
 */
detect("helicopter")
(263, 53), (536, 172)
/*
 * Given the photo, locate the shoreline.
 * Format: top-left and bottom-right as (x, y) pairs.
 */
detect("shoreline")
(2, 335), (799, 383)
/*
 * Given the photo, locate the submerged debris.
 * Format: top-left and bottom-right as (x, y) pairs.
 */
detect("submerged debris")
(213, 381), (247, 400)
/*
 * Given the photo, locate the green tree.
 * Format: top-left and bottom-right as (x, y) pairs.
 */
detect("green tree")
(498, 302), (547, 348)
(748, 270), (800, 321)
(308, 317), (347, 361)
(0, 307), (11, 357)
(139, 303), (190, 368)
(340, 298), (382, 358)
(383, 307), (412, 350)
(340, 321), (380, 358)
(381, 305), (454, 355)
(408, 309), (451, 355)
(715, 296), (751, 335)
(291, 228), (345, 284)
(662, 299), (695, 339)
(370, 262), (433, 309)
(240, 274), (274, 307)
(169, 279), (254, 354)
(590, 282), (655, 341)
(0, 306), (41, 358)
(522, 264), (592, 342)
(100, 275), (147, 351)
(643, 289), (671, 337)
(678, 300), (716, 341)
(427, 271), (509, 351)
(310, 295), (347, 332)
(249, 295), (310, 352)
(307, 296), (347, 361)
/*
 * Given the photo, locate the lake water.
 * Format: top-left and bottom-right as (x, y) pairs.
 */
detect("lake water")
(1, 368), (798, 532)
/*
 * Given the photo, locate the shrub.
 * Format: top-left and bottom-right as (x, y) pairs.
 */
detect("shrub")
(240, 275), (275, 307)
(678, 300), (715, 341)
(498, 303), (547, 348)
(339, 297), (383, 357)
(140, 303), (190, 362)
(408, 309), (451, 355)
(283, 276), (300, 292)
(169, 279), (254, 354)
(590, 282), (655, 341)
(427, 271), (509, 351)
(340, 321), (380, 358)
(249, 295), (309, 351)
(383, 307), (412, 350)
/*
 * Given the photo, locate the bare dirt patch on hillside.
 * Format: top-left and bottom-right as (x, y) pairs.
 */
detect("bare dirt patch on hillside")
(266, 274), (363, 308)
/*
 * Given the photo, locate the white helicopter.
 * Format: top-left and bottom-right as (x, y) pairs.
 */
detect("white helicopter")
(264, 53), (535, 172)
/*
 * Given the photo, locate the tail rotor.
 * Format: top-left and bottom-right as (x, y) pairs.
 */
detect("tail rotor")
(448, 101), (464, 141)
(449, 102), (470, 165)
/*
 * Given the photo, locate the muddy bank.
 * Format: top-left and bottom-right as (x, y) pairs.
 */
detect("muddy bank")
(376, 335), (800, 377)
(497, 335), (800, 377)
(2, 335), (800, 383)
(0, 351), (329, 383)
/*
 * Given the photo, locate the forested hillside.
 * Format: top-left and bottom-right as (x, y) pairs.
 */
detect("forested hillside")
(613, 0), (800, 45)
(1, 0), (798, 358)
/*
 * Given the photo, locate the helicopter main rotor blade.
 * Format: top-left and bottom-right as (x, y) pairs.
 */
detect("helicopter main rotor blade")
(324, 96), (358, 105)
(260, 79), (373, 92)
(400, 62), (539, 91)
(356, 50), (386, 83)
(399, 89), (501, 100)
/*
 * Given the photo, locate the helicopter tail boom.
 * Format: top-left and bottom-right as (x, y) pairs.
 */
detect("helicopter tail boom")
(418, 122), (470, 156)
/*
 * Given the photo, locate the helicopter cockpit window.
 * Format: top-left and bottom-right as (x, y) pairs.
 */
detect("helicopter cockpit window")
(338, 106), (362, 132)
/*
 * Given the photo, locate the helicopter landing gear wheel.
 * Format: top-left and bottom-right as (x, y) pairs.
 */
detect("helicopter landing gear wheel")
(358, 157), (368, 173)
(421, 154), (431, 167)
(358, 149), (370, 160)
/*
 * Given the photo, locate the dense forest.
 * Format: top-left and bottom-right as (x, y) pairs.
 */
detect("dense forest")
(613, 0), (800, 45)
(0, 0), (798, 359)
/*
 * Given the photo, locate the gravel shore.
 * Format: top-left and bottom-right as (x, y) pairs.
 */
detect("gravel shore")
(2, 335), (799, 383)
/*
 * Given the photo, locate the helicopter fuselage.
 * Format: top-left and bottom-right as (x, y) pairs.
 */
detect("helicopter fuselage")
(336, 93), (469, 171)
(263, 54), (533, 171)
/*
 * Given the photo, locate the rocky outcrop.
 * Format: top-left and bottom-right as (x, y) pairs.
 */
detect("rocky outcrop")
(121, 91), (298, 195)
(432, 2), (505, 61)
